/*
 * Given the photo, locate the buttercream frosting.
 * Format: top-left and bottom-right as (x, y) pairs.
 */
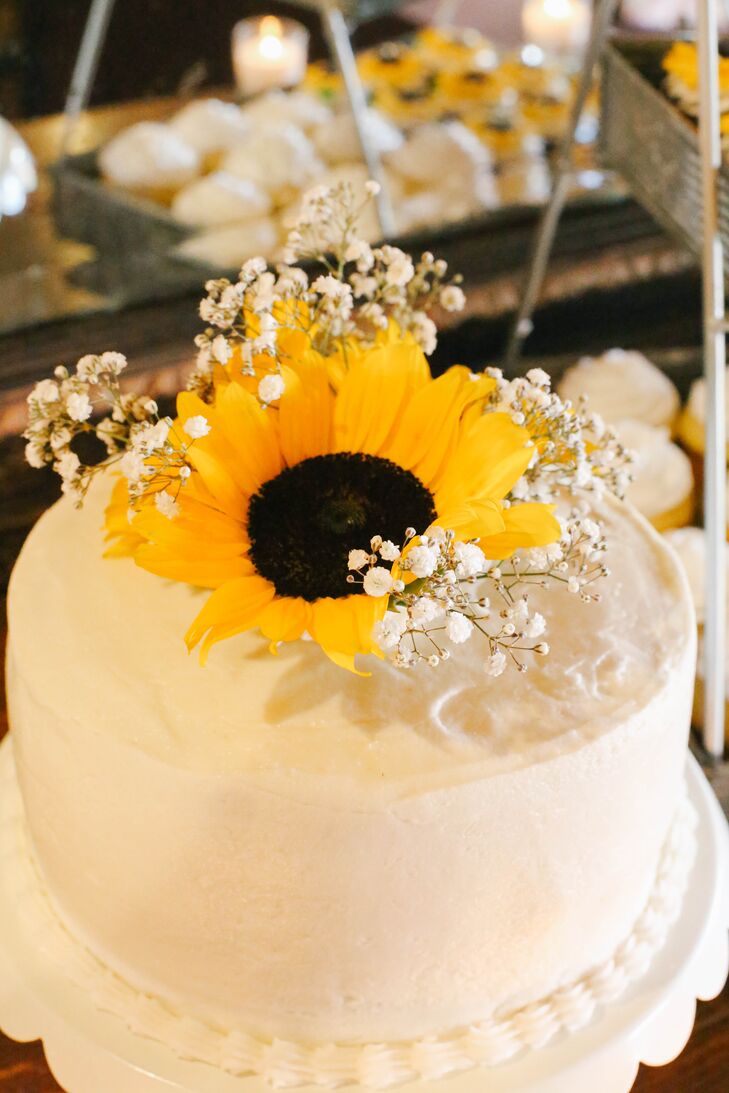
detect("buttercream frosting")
(7, 478), (695, 1047)
(221, 124), (323, 195)
(558, 348), (681, 428)
(615, 419), (693, 521)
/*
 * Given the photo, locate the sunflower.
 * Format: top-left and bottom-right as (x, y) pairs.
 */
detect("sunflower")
(105, 337), (560, 673)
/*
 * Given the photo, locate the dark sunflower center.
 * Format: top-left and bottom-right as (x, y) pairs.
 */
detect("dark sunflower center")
(247, 453), (437, 601)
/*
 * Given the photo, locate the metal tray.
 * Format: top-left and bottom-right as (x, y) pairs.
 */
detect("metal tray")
(600, 36), (729, 275)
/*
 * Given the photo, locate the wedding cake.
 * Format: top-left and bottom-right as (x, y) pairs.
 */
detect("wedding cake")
(7, 183), (696, 1088)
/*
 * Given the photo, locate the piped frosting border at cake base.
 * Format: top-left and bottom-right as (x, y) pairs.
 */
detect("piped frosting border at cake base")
(1, 749), (697, 1091)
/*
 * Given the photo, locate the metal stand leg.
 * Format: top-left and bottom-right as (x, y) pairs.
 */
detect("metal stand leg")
(503, 0), (620, 369)
(60, 0), (117, 156)
(697, 0), (727, 760)
(321, 4), (396, 238)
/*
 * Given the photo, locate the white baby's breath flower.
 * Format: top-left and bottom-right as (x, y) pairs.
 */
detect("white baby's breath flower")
(379, 540), (400, 562)
(447, 613), (474, 644)
(567, 576), (581, 594)
(365, 179), (381, 195)
(526, 367), (550, 387)
(119, 449), (146, 483)
(385, 252), (414, 287)
(184, 415), (211, 440)
(135, 420), (170, 454)
(155, 491), (180, 520)
(24, 441), (46, 468)
(313, 274), (351, 300)
(55, 450), (81, 482)
(348, 548), (369, 571)
(65, 392), (93, 422)
(212, 334), (232, 363)
(454, 541), (486, 578)
(373, 609), (407, 651)
(99, 351), (127, 375)
(409, 596), (441, 624)
(410, 312), (437, 355)
(406, 543), (438, 579)
(363, 566), (394, 597)
(524, 612), (546, 639)
(75, 355), (99, 382)
(485, 650), (507, 677)
(439, 285), (466, 312)
(30, 378), (60, 404)
(258, 373), (285, 404)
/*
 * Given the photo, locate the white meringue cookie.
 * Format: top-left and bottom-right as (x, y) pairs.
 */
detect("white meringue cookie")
(241, 89), (333, 132)
(171, 172), (272, 228)
(175, 218), (279, 269)
(385, 121), (491, 186)
(221, 124), (323, 196)
(99, 122), (200, 191)
(168, 99), (250, 155)
(313, 108), (403, 166)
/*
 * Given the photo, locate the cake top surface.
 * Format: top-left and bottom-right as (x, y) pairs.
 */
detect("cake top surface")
(10, 477), (693, 794)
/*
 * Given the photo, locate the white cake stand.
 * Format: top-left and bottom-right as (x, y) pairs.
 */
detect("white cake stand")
(0, 741), (727, 1093)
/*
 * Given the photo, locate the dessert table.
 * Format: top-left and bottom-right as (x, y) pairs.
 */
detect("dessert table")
(0, 93), (728, 1093)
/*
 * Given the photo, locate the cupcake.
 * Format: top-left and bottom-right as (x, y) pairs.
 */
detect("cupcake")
(357, 41), (427, 91)
(168, 99), (250, 170)
(412, 25), (498, 74)
(312, 108), (403, 167)
(385, 120), (491, 186)
(221, 124), (323, 204)
(662, 41), (729, 117)
(174, 218), (279, 269)
(616, 419), (695, 532)
(677, 371), (729, 463)
(171, 172), (271, 228)
(98, 122), (200, 205)
(558, 348), (681, 431)
(664, 525), (729, 737)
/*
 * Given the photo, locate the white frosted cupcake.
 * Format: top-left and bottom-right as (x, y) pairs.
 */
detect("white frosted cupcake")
(664, 525), (729, 736)
(558, 348), (680, 431)
(616, 419), (694, 532)
(168, 99), (250, 168)
(98, 122), (200, 204)
(221, 124), (323, 203)
(241, 89), (333, 133)
(174, 218), (279, 269)
(171, 172), (271, 228)
(312, 108), (403, 166)
(677, 370), (729, 462)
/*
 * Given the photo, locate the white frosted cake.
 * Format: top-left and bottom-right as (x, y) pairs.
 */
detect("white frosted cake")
(7, 483), (695, 1079)
(7, 185), (697, 1087)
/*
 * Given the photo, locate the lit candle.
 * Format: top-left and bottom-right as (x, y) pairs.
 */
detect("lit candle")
(232, 15), (309, 98)
(521, 0), (592, 58)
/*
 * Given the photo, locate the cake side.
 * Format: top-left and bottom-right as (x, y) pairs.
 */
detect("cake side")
(7, 480), (695, 1044)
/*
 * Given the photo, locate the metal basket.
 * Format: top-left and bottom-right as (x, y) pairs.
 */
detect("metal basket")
(600, 37), (729, 274)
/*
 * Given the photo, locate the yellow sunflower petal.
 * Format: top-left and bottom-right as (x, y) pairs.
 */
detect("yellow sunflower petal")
(278, 357), (334, 467)
(435, 412), (533, 514)
(479, 503), (561, 560)
(135, 544), (254, 589)
(384, 366), (496, 490)
(309, 594), (387, 675)
(258, 597), (311, 650)
(132, 508), (248, 559)
(333, 341), (430, 456)
(434, 496), (506, 541)
(185, 575), (275, 663)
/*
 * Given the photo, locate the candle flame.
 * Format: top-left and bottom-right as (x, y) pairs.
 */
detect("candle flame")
(260, 15), (283, 38)
(259, 14), (284, 60)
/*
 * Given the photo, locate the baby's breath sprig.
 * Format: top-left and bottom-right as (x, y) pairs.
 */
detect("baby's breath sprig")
(485, 367), (632, 503)
(23, 351), (205, 509)
(349, 508), (607, 676)
(188, 180), (465, 403)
